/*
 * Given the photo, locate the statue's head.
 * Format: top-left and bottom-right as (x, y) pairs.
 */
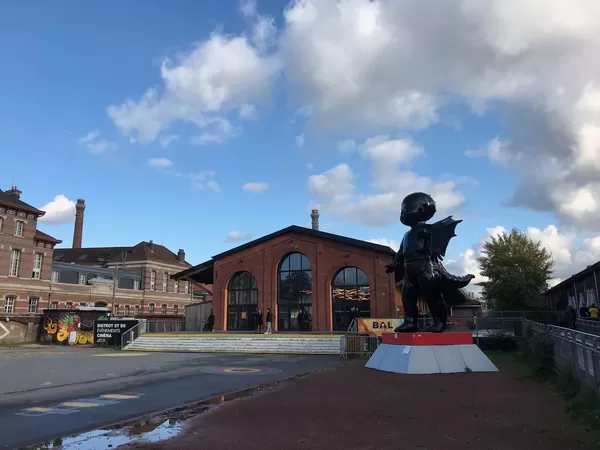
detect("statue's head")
(400, 192), (436, 226)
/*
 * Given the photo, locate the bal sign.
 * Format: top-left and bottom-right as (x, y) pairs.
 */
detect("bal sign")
(357, 318), (404, 336)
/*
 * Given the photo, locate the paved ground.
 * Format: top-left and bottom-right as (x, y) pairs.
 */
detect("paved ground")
(0, 347), (341, 449)
(126, 362), (595, 450)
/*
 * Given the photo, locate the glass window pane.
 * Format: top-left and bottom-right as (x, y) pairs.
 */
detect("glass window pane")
(356, 269), (369, 286)
(343, 267), (358, 286)
(280, 256), (291, 271)
(289, 253), (302, 271)
(301, 254), (311, 271)
(333, 271), (344, 287)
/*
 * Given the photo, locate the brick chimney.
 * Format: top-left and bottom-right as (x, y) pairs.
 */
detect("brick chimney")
(177, 249), (185, 263)
(72, 199), (85, 249)
(6, 186), (22, 200)
(311, 209), (320, 231)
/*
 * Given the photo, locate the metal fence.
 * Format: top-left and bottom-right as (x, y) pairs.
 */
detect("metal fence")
(146, 320), (185, 333)
(576, 318), (600, 336)
(477, 310), (559, 323)
(340, 335), (381, 359)
(523, 319), (600, 396)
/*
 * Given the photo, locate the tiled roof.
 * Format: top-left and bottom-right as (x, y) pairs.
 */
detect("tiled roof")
(53, 241), (191, 267)
(35, 229), (62, 244)
(0, 189), (44, 215)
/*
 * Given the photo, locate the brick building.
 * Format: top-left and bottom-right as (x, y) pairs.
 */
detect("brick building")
(0, 186), (209, 316)
(173, 210), (401, 332)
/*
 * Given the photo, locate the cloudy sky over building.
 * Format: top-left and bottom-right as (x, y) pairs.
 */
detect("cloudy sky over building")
(2, 0), (600, 289)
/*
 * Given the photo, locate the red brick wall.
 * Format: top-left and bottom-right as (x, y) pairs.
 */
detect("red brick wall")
(211, 232), (396, 332)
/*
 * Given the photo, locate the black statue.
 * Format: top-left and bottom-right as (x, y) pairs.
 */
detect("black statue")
(385, 192), (475, 333)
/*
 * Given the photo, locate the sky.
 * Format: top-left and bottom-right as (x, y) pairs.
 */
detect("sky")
(2, 0), (600, 291)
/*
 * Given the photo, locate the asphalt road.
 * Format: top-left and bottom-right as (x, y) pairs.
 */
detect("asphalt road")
(0, 347), (342, 449)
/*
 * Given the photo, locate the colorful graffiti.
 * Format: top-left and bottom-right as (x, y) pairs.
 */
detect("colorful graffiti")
(41, 309), (108, 345)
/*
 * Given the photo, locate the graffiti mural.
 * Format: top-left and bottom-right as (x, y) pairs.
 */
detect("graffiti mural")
(40, 309), (108, 345)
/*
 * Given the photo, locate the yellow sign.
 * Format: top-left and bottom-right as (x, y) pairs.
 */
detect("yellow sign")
(357, 318), (404, 336)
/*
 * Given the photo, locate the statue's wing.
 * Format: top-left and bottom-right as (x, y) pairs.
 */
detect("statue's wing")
(430, 216), (461, 257)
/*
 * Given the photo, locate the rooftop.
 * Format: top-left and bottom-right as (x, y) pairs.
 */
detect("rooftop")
(0, 187), (45, 216)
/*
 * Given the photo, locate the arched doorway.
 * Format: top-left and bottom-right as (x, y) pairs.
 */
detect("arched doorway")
(278, 252), (312, 331)
(227, 271), (258, 331)
(332, 267), (370, 332)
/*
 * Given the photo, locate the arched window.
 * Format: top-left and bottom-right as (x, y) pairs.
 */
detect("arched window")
(278, 252), (312, 331)
(332, 267), (370, 332)
(161, 304), (167, 315)
(227, 271), (258, 331)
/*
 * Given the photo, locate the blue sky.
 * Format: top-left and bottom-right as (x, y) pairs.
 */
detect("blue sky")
(1, 0), (599, 285)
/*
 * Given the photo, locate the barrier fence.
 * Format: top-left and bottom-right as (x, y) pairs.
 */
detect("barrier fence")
(523, 319), (600, 397)
(145, 320), (186, 333)
(340, 335), (380, 359)
(576, 318), (600, 336)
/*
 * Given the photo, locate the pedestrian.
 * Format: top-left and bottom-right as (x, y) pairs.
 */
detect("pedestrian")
(297, 309), (303, 331)
(203, 309), (215, 332)
(589, 303), (599, 319)
(264, 308), (273, 334)
(256, 309), (263, 334)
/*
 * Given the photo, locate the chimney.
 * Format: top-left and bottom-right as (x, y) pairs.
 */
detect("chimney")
(148, 240), (154, 251)
(6, 185), (22, 200)
(311, 209), (320, 231)
(178, 249), (185, 263)
(72, 199), (85, 249)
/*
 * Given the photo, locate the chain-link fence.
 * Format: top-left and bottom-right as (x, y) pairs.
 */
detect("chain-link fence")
(523, 319), (600, 397)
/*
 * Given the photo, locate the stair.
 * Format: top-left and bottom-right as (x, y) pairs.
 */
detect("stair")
(124, 334), (342, 355)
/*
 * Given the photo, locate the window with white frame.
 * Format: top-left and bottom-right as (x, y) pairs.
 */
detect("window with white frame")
(163, 272), (168, 292)
(78, 273), (87, 285)
(133, 279), (140, 290)
(134, 305), (140, 315)
(148, 303), (155, 315)
(173, 305), (179, 315)
(4, 296), (15, 313)
(66, 302), (73, 309)
(9, 249), (20, 277)
(14, 220), (24, 237)
(32, 253), (43, 279)
(161, 304), (167, 315)
(50, 302), (58, 309)
(28, 297), (38, 313)
(184, 281), (189, 294)
(51, 270), (59, 282)
(0, 217), (3, 232)
(150, 270), (156, 291)
(124, 305), (130, 316)
(174, 280), (179, 293)
(113, 304), (119, 315)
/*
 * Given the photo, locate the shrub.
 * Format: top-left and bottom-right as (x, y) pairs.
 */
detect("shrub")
(522, 332), (555, 380)
(478, 333), (519, 352)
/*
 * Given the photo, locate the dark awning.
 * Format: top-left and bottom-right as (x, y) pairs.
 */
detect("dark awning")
(172, 259), (214, 284)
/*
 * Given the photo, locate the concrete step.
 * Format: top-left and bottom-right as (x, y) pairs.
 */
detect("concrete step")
(124, 335), (342, 355)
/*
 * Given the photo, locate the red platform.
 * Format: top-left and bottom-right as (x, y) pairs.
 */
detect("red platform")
(381, 332), (473, 346)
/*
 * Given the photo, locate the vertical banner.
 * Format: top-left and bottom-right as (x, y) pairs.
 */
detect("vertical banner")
(357, 318), (404, 336)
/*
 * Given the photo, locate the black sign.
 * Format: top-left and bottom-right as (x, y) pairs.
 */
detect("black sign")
(94, 320), (138, 346)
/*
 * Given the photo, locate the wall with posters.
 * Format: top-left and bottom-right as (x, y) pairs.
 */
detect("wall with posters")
(40, 309), (108, 345)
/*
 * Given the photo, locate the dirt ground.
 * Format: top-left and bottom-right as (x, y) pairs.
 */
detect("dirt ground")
(125, 360), (594, 450)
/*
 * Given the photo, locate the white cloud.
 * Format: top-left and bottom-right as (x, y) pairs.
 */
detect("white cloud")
(107, 28), (280, 145)
(239, 103), (257, 119)
(446, 225), (600, 292)
(242, 182), (270, 193)
(367, 238), (400, 251)
(173, 170), (221, 192)
(159, 134), (179, 148)
(227, 231), (254, 242)
(308, 136), (464, 227)
(77, 130), (117, 154)
(295, 133), (305, 148)
(278, 0), (600, 230)
(148, 158), (173, 169)
(338, 139), (356, 153)
(38, 195), (76, 224)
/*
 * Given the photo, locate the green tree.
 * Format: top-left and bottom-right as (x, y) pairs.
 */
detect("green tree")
(477, 228), (554, 310)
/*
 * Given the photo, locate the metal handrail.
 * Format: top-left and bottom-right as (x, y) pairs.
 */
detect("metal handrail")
(346, 318), (357, 333)
(121, 322), (140, 350)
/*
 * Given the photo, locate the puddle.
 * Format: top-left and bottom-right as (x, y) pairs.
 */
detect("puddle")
(24, 383), (280, 450)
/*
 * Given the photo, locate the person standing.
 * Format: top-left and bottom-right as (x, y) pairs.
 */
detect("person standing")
(589, 304), (599, 319)
(256, 309), (263, 333)
(264, 308), (273, 334)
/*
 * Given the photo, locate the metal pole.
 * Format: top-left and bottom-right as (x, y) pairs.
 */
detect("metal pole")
(593, 270), (600, 305)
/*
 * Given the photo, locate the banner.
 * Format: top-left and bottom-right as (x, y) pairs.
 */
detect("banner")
(94, 320), (138, 346)
(357, 318), (404, 336)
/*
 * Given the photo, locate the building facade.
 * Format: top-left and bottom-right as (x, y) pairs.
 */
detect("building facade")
(174, 222), (401, 333)
(0, 186), (208, 316)
(545, 261), (600, 312)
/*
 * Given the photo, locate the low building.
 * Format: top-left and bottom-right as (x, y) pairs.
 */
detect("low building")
(173, 211), (400, 332)
(545, 261), (600, 311)
(0, 186), (205, 316)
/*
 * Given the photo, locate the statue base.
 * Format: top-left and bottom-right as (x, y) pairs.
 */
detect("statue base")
(366, 332), (498, 374)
